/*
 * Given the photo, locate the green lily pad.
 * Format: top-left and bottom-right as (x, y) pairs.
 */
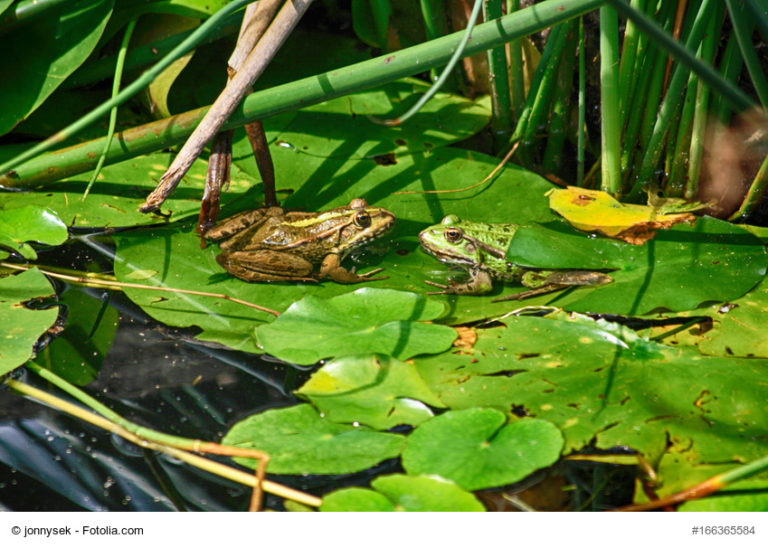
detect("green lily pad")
(414, 314), (768, 468)
(0, 0), (114, 136)
(401, 408), (564, 491)
(321, 474), (485, 511)
(507, 216), (768, 315)
(0, 205), (68, 260)
(221, 403), (405, 475)
(0, 268), (59, 375)
(0, 152), (262, 228)
(254, 289), (456, 365)
(295, 354), (445, 429)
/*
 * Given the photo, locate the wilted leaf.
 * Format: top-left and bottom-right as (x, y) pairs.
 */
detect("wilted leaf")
(548, 187), (696, 244)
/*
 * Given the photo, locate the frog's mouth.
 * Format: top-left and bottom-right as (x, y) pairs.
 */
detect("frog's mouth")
(418, 230), (475, 267)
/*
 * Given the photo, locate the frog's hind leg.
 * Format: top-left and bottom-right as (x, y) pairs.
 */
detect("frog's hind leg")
(216, 250), (318, 283)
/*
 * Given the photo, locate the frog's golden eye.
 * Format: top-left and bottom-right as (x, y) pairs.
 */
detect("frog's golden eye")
(354, 212), (371, 228)
(444, 228), (463, 243)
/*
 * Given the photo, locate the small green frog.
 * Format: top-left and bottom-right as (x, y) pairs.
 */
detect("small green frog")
(204, 199), (395, 283)
(418, 215), (612, 300)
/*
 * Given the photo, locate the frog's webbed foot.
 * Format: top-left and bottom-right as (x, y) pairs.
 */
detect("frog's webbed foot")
(424, 280), (453, 295)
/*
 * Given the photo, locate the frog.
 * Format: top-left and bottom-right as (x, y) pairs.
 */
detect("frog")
(418, 215), (612, 301)
(203, 198), (395, 283)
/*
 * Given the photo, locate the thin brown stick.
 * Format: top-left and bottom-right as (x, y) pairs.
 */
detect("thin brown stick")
(141, 0), (313, 213)
(394, 140), (520, 195)
(0, 261), (280, 317)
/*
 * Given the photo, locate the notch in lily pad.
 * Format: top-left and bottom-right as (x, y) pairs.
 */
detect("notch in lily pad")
(253, 288), (457, 365)
(402, 408), (564, 491)
(296, 353), (446, 430)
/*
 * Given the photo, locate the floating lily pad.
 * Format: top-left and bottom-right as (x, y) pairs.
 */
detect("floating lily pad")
(401, 408), (564, 491)
(0, 153), (262, 229)
(321, 474), (485, 511)
(221, 403), (405, 475)
(414, 314), (768, 468)
(295, 354), (445, 429)
(0, 205), (68, 260)
(0, 268), (59, 375)
(254, 289), (456, 365)
(507, 216), (768, 315)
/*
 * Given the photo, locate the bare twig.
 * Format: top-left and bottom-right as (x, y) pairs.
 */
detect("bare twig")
(141, 0), (312, 213)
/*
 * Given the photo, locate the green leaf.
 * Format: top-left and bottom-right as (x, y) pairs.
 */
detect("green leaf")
(0, 268), (59, 375)
(0, 153), (261, 229)
(254, 288), (456, 365)
(508, 216), (768, 314)
(0, 205), (68, 260)
(321, 474), (485, 511)
(221, 403), (405, 475)
(296, 354), (445, 429)
(0, 0), (114, 136)
(37, 288), (118, 385)
(414, 314), (768, 468)
(402, 408), (564, 491)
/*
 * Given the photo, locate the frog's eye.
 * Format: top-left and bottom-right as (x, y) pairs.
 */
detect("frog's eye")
(444, 228), (463, 243)
(354, 212), (371, 228)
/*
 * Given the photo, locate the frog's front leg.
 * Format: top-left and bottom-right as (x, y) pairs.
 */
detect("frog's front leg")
(216, 250), (318, 283)
(425, 267), (493, 295)
(319, 253), (387, 283)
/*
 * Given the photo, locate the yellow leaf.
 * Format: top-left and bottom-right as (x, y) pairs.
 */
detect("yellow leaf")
(547, 187), (696, 245)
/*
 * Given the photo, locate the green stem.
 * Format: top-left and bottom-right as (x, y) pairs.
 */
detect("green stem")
(420, 0), (458, 90)
(729, 154), (768, 221)
(630, 0), (720, 198)
(0, 0), (70, 34)
(599, 5), (621, 196)
(83, 18), (138, 201)
(0, 0), (253, 177)
(542, 20), (576, 174)
(616, 0), (646, 129)
(484, 0), (513, 151)
(1, 0), (606, 187)
(713, 34), (744, 124)
(576, 16), (586, 185)
(506, 0), (525, 117)
(725, 0), (768, 107)
(607, 0), (754, 113)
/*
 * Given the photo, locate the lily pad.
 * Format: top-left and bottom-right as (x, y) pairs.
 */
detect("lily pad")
(321, 474), (485, 511)
(254, 289), (456, 365)
(414, 313), (768, 467)
(401, 408), (564, 491)
(295, 354), (445, 429)
(221, 403), (405, 475)
(507, 216), (768, 315)
(679, 481), (768, 512)
(0, 153), (262, 228)
(0, 205), (68, 260)
(0, 268), (59, 375)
